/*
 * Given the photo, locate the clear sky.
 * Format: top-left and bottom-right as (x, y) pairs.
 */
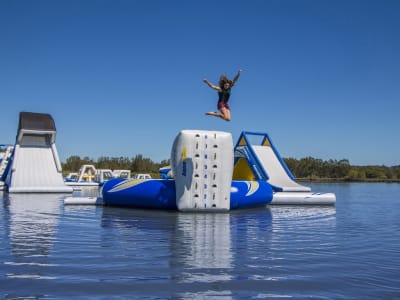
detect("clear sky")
(1, 0), (399, 166)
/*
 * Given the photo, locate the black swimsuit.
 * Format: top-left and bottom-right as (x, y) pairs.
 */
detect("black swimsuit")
(218, 88), (231, 104)
(217, 88), (231, 110)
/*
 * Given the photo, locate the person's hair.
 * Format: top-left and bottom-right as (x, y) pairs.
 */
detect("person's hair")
(219, 73), (233, 89)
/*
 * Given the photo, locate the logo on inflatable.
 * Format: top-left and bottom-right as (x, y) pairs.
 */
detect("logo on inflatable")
(109, 179), (145, 193)
(245, 181), (259, 196)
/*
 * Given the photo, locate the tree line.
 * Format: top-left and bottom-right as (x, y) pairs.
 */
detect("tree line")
(62, 155), (400, 181)
(284, 157), (400, 181)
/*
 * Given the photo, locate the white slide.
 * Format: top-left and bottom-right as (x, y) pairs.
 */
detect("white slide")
(252, 145), (335, 205)
(5, 112), (73, 193)
(234, 131), (335, 205)
(252, 145), (311, 192)
(8, 142), (72, 193)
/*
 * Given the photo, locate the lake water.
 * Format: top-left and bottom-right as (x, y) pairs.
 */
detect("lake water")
(1, 183), (399, 299)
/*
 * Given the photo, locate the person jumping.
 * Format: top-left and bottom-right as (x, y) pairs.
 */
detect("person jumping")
(203, 69), (242, 121)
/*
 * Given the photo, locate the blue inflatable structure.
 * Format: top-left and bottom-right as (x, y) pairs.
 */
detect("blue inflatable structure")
(99, 130), (335, 211)
(102, 130), (274, 211)
(102, 178), (273, 210)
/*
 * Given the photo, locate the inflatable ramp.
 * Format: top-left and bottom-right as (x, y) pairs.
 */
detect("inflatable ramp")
(4, 112), (73, 193)
(233, 131), (310, 192)
(233, 131), (335, 205)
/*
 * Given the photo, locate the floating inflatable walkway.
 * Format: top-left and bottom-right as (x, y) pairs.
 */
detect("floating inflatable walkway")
(233, 132), (335, 205)
(2, 112), (73, 193)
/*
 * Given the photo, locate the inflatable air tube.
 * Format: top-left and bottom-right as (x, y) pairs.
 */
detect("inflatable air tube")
(101, 178), (273, 210)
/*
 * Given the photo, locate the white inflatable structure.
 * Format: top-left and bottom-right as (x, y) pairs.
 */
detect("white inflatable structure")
(64, 196), (103, 205)
(251, 145), (311, 192)
(4, 112), (73, 193)
(0, 145), (13, 177)
(233, 131), (335, 205)
(272, 191), (336, 205)
(171, 130), (234, 211)
(64, 164), (100, 187)
(0, 145), (13, 191)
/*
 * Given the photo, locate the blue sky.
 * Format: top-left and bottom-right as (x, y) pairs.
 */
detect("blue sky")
(1, 0), (399, 166)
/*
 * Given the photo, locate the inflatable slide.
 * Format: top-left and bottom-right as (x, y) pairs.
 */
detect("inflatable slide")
(3, 112), (73, 193)
(233, 131), (335, 205)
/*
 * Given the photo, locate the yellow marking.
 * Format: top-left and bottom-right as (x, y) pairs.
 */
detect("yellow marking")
(238, 136), (247, 146)
(233, 158), (256, 181)
(182, 146), (187, 161)
(262, 137), (271, 147)
(245, 181), (259, 196)
(109, 179), (146, 193)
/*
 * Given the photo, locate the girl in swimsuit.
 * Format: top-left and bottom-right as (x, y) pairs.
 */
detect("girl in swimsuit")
(203, 69), (242, 121)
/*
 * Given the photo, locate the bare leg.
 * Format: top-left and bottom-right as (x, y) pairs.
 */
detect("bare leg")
(206, 111), (222, 117)
(205, 108), (231, 121)
(220, 107), (231, 121)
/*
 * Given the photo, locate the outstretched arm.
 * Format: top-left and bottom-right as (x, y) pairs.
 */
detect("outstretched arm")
(203, 79), (221, 91)
(232, 69), (242, 85)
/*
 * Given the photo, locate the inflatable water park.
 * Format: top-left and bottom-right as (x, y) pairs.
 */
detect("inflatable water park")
(1, 111), (335, 210)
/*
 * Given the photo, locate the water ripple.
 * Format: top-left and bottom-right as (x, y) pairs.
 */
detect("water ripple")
(1, 184), (400, 299)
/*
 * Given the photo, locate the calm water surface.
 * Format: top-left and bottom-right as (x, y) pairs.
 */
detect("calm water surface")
(1, 183), (400, 299)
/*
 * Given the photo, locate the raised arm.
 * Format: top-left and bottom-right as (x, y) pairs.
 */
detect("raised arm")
(203, 79), (221, 91)
(232, 69), (242, 86)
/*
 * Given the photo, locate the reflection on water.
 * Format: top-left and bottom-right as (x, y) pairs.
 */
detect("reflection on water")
(100, 208), (237, 273)
(99, 206), (274, 298)
(2, 193), (63, 281)
(177, 213), (232, 269)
